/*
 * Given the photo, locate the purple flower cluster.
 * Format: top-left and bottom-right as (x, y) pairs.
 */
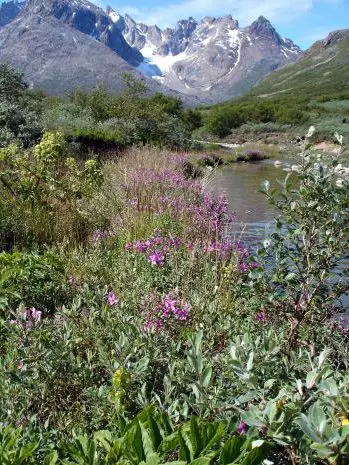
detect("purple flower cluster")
(143, 291), (191, 332)
(125, 166), (235, 240)
(254, 311), (267, 322)
(237, 421), (247, 434)
(125, 230), (182, 266)
(125, 228), (257, 273)
(10, 307), (42, 329)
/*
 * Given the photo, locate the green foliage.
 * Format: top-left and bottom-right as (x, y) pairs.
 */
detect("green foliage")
(203, 100), (309, 137)
(46, 83), (195, 150)
(0, 407), (269, 464)
(0, 250), (66, 313)
(255, 129), (349, 350)
(0, 64), (42, 147)
(0, 131), (348, 465)
(0, 132), (104, 246)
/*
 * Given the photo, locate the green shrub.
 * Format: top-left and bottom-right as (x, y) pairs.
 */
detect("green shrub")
(0, 250), (66, 313)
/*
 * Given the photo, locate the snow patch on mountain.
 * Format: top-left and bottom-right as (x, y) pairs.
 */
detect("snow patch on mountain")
(138, 42), (189, 77)
(109, 11), (120, 23)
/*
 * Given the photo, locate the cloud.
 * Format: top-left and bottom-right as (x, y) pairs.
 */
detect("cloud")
(114, 0), (315, 27)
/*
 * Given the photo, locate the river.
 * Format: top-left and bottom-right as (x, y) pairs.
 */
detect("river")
(209, 153), (349, 312)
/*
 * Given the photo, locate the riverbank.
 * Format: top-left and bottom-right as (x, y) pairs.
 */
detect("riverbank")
(1, 139), (348, 464)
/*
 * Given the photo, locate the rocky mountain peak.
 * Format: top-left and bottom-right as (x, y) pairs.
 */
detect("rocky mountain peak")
(19, 0), (143, 65)
(322, 29), (349, 47)
(247, 15), (282, 44)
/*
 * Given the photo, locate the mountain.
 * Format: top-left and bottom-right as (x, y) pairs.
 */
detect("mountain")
(20, 0), (142, 66)
(246, 29), (349, 100)
(0, 11), (136, 95)
(0, 0), (302, 102)
(0, 0), (23, 27)
(116, 13), (301, 102)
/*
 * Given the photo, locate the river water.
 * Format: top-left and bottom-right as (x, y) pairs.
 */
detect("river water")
(209, 156), (290, 243)
(209, 154), (349, 312)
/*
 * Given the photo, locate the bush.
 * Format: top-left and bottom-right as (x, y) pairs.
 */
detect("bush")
(0, 132), (104, 246)
(0, 64), (43, 147)
(0, 250), (66, 313)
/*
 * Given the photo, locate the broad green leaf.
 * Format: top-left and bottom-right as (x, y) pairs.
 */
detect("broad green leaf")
(218, 436), (245, 464)
(240, 444), (269, 465)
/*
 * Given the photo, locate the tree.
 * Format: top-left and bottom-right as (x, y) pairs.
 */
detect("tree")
(0, 64), (42, 147)
(0, 64), (27, 103)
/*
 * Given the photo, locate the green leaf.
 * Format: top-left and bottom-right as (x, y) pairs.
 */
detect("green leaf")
(43, 451), (59, 465)
(158, 432), (179, 457)
(240, 444), (269, 465)
(297, 415), (323, 443)
(140, 422), (156, 461)
(201, 366), (212, 389)
(190, 417), (203, 460)
(218, 436), (245, 464)
(189, 457), (213, 465)
(178, 427), (192, 463)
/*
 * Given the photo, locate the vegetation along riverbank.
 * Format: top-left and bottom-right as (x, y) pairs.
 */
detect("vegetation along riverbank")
(0, 65), (349, 465)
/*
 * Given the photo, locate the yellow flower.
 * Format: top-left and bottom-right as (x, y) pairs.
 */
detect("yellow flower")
(112, 368), (130, 390)
(341, 417), (349, 426)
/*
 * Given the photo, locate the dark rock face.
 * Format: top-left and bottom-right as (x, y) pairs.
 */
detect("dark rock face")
(0, 11), (138, 94)
(0, 0), (24, 27)
(20, 0), (143, 66)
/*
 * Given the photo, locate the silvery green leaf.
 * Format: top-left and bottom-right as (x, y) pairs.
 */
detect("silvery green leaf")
(306, 126), (316, 138)
(252, 440), (265, 448)
(318, 349), (330, 368)
(306, 371), (318, 389)
(262, 180), (270, 192)
(246, 352), (254, 372)
(297, 415), (323, 443)
(296, 379), (303, 397)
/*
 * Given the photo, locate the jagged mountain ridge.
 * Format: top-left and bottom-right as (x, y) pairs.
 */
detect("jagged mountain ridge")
(111, 11), (301, 101)
(0, 0), (302, 102)
(19, 0), (143, 66)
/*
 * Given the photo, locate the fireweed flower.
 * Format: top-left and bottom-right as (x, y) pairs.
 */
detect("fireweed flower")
(143, 291), (191, 332)
(255, 311), (266, 322)
(148, 251), (165, 266)
(237, 421), (247, 434)
(107, 292), (120, 306)
(11, 307), (42, 329)
(30, 308), (42, 321)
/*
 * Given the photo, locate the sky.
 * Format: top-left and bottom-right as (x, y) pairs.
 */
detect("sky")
(104, 0), (349, 49)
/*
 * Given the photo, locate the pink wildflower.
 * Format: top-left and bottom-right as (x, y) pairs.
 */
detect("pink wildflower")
(237, 421), (247, 434)
(148, 252), (165, 266)
(107, 292), (120, 306)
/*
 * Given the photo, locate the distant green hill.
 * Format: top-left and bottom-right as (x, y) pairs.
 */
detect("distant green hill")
(247, 29), (349, 101)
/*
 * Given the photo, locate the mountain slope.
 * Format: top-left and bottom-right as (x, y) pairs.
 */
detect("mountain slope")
(247, 29), (349, 100)
(21, 0), (143, 66)
(0, 12), (138, 94)
(118, 14), (301, 102)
